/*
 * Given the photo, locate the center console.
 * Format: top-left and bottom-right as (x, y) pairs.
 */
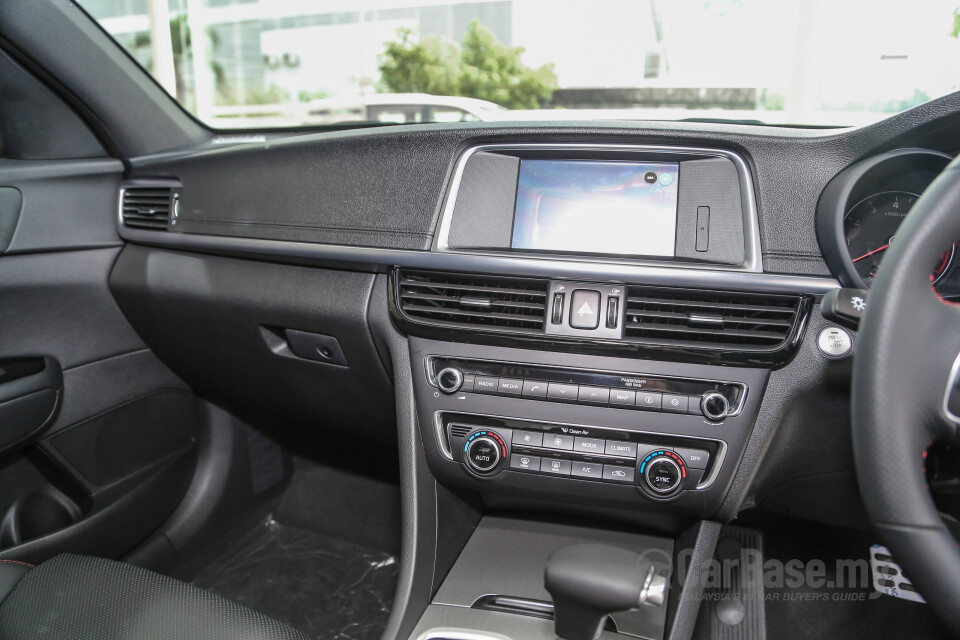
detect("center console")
(387, 143), (822, 640)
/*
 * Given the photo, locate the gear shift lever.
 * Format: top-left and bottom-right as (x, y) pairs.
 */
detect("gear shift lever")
(544, 544), (667, 640)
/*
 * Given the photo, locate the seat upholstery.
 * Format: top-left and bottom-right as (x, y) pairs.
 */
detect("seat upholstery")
(0, 554), (311, 640)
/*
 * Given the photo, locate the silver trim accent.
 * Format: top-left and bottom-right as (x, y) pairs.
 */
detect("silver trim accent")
(435, 143), (763, 273)
(424, 354), (748, 417)
(118, 225), (839, 296)
(639, 564), (667, 607)
(433, 410), (728, 491)
(943, 351), (960, 426)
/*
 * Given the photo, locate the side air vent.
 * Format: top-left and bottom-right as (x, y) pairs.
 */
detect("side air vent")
(396, 270), (549, 333)
(623, 286), (806, 351)
(121, 184), (178, 230)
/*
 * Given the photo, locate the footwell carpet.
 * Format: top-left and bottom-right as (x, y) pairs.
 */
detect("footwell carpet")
(191, 518), (399, 640)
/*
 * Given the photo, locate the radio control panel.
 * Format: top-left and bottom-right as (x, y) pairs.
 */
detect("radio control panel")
(410, 338), (770, 519)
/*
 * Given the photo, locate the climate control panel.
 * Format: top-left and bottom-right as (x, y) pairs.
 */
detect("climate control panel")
(446, 419), (719, 501)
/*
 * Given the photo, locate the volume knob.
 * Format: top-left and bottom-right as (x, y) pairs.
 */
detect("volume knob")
(436, 367), (464, 394)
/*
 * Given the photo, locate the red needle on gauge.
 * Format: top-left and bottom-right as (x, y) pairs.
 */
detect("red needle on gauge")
(852, 243), (890, 263)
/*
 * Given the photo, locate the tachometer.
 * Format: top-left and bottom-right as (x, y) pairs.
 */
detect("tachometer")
(843, 190), (955, 287)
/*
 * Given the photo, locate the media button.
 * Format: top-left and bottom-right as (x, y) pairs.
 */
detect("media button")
(573, 437), (605, 454)
(540, 458), (572, 476)
(635, 391), (662, 411)
(571, 461), (603, 479)
(542, 433), (575, 451)
(510, 454), (540, 472)
(498, 378), (523, 395)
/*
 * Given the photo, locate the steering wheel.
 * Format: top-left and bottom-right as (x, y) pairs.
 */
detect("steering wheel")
(853, 155), (960, 631)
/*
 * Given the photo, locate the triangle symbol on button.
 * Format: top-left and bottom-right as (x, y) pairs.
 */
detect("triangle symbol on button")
(576, 301), (593, 316)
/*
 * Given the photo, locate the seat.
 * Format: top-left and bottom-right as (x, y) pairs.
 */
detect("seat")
(0, 554), (310, 640)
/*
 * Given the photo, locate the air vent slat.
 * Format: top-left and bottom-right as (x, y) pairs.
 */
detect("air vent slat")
(397, 271), (548, 333)
(121, 186), (173, 231)
(624, 285), (804, 352)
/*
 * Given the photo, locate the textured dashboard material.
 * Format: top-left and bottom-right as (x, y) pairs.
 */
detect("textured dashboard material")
(126, 93), (960, 272)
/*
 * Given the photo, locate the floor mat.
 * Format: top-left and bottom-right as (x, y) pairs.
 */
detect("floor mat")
(191, 517), (399, 640)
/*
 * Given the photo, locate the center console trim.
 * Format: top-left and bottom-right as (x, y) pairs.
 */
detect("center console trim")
(433, 143), (763, 273)
(431, 410), (729, 491)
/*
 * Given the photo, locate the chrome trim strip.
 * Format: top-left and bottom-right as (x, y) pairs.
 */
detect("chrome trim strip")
(423, 354), (748, 417)
(118, 226), (840, 296)
(943, 351), (960, 426)
(432, 410), (728, 491)
(434, 143), (763, 273)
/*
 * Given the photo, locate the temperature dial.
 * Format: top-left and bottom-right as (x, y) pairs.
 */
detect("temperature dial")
(463, 430), (507, 475)
(639, 450), (688, 497)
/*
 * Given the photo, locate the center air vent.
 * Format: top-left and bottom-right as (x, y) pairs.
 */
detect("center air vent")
(121, 184), (177, 230)
(396, 271), (549, 333)
(623, 286), (806, 351)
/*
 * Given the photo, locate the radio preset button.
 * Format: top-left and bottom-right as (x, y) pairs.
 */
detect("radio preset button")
(573, 437), (605, 454)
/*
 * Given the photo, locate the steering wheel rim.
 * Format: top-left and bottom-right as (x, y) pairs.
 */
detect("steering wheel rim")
(853, 155), (960, 631)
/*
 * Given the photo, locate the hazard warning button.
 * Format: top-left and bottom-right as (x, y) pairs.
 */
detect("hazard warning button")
(569, 289), (601, 330)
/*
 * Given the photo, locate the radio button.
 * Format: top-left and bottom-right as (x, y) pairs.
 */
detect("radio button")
(542, 433), (575, 451)
(547, 382), (579, 403)
(604, 441), (638, 459)
(610, 389), (636, 407)
(662, 394), (689, 414)
(498, 378), (523, 395)
(510, 454), (540, 472)
(474, 376), (499, 394)
(635, 391), (662, 411)
(512, 430), (543, 448)
(573, 437), (605, 454)
(577, 386), (609, 405)
(540, 458), (572, 476)
(522, 380), (548, 398)
(571, 461), (603, 479)
(602, 465), (635, 484)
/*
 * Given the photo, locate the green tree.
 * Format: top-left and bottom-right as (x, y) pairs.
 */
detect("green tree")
(378, 20), (557, 109)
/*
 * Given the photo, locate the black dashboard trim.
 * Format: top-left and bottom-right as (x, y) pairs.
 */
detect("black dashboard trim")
(117, 226), (840, 296)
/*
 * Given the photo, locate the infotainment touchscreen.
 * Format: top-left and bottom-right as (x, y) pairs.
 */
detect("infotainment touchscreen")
(510, 160), (679, 256)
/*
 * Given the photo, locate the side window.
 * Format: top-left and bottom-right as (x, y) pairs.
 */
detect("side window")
(0, 49), (105, 159)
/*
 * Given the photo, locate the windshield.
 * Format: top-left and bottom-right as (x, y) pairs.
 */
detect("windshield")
(77, 0), (960, 129)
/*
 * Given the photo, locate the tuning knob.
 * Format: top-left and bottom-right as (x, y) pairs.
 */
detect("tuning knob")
(700, 392), (730, 421)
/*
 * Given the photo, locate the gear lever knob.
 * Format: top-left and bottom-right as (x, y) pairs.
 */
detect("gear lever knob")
(544, 544), (667, 640)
